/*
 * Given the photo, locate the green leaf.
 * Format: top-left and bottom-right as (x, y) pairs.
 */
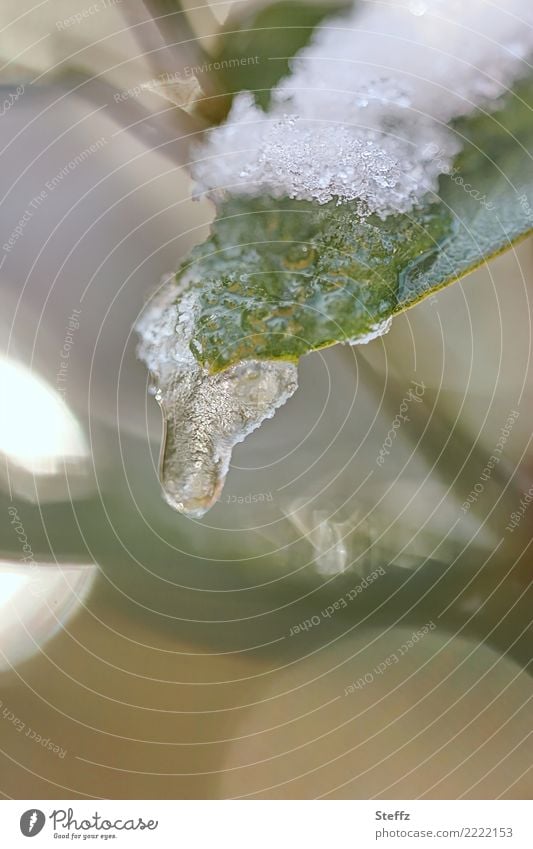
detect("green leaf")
(175, 78), (533, 372)
(213, 0), (348, 109)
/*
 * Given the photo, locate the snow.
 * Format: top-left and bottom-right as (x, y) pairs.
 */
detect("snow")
(193, 0), (533, 215)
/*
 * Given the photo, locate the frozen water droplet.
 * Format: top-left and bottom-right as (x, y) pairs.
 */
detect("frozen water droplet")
(136, 282), (298, 517)
(158, 359), (297, 517)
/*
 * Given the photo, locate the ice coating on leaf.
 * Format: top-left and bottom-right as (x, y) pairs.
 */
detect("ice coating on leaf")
(346, 317), (393, 346)
(136, 281), (298, 516)
(194, 0), (533, 213)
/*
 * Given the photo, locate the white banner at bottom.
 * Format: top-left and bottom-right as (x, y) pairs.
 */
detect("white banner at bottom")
(1, 800), (531, 848)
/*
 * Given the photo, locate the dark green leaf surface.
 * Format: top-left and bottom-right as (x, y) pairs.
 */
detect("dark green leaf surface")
(176, 79), (533, 372)
(213, 0), (348, 109)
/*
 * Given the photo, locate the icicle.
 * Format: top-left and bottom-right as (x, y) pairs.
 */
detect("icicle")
(136, 281), (298, 517)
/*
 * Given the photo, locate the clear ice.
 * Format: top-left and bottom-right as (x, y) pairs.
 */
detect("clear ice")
(193, 0), (533, 214)
(136, 281), (298, 517)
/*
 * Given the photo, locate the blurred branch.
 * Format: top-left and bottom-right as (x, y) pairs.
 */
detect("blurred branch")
(139, 0), (230, 121)
(122, 0), (207, 78)
(353, 346), (533, 566)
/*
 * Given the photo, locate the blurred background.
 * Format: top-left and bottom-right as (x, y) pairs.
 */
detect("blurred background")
(0, 0), (532, 799)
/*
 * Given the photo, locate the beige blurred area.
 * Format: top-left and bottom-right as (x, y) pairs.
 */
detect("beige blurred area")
(1, 601), (532, 799)
(0, 0), (220, 86)
(0, 0), (532, 801)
